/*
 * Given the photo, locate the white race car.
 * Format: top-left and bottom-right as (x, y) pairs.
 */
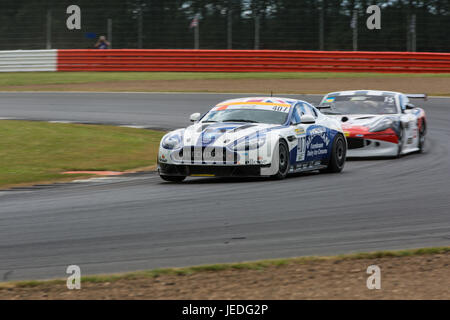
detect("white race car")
(318, 90), (427, 158)
(157, 97), (347, 182)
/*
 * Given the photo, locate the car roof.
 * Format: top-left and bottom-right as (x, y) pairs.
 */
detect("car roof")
(215, 97), (298, 107)
(325, 90), (402, 97)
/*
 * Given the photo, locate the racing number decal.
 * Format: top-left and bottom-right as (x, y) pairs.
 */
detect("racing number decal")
(296, 136), (306, 162)
(272, 106), (289, 113)
(384, 96), (395, 104)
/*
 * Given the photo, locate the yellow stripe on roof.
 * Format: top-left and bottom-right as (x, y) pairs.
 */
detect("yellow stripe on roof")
(216, 102), (291, 107)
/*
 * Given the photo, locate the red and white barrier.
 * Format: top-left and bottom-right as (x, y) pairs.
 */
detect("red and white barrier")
(1, 49), (450, 73)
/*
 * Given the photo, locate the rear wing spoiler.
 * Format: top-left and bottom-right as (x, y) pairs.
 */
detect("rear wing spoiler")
(406, 94), (427, 101)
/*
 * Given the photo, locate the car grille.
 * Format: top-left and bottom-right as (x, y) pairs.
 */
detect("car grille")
(175, 146), (239, 164)
(347, 138), (365, 149)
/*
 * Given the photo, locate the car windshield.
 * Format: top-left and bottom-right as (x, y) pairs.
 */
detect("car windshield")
(201, 108), (289, 125)
(320, 95), (398, 115)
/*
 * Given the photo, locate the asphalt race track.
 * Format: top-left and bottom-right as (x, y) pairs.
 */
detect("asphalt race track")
(0, 92), (326, 129)
(0, 92), (449, 281)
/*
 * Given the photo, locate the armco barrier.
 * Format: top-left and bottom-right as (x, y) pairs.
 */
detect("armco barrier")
(57, 49), (450, 73)
(0, 50), (57, 72)
(1, 49), (449, 73)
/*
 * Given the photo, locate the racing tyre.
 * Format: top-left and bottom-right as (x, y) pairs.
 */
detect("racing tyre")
(418, 119), (426, 153)
(272, 140), (290, 180)
(396, 126), (404, 158)
(320, 134), (346, 173)
(160, 175), (186, 182)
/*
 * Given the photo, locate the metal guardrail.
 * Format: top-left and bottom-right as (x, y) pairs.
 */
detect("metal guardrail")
(57, 49), (450, 73)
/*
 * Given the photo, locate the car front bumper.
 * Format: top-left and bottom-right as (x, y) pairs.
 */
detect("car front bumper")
(346, 137), (398, 157)
(158, 163), (273, 177)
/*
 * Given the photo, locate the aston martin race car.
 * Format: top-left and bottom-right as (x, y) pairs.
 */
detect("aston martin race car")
(157, 97), (347, 182)
(318, 90), (427, 158)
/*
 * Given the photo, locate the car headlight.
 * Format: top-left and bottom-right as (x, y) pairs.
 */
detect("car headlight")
(369, 118), (393, 132)
(230, 135), (266, 151)
(161, 131), (183, 150)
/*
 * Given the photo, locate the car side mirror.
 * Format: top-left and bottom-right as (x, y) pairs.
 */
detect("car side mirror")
(300, 115), (316, 124)
(190, 112), (201, 122)
(405, 103), (415, 110)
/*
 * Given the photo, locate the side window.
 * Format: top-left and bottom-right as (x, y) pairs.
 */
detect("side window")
(298, 103), (307, 116)
(292, 102), (316, 124)
(398, 95), (407, 112)
(305, 103), (318, 118)
(299, 102), (315, 117)
(291, 105), (302, 124)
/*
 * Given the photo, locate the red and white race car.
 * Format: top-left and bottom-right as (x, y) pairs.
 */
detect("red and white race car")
(318, 90), (427, 158)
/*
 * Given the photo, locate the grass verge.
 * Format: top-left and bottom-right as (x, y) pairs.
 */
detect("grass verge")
(0, 120), (164, 189)
(1, 71), (450, 87)
(2, 246), (448, 289)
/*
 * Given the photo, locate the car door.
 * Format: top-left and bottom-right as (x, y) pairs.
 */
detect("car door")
(290, 103), (307, 163)
(302, 103), (331, 162)
(398, 95), (419, 148)
(291, 102), (321, 164)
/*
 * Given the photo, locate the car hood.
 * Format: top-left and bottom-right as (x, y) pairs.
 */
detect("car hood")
(181, 122), (284, 147)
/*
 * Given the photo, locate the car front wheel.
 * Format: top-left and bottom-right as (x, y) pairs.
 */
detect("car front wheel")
(272, 140), (290, 180)
(320, 134), (346, 173)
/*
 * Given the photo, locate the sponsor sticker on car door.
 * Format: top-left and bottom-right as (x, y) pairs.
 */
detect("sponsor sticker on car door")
(297, 136), (306, 162)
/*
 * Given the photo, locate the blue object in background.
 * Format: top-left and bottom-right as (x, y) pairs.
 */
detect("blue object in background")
(85, 32), (97, 39)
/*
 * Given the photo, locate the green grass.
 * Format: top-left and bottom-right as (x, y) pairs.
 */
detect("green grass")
(0, 120), (164, 188)
(1, 71), (450, 87)
(3, 247), (448, 289)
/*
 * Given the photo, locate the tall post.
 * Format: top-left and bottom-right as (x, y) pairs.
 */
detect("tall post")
(194, 21), (199, 49)
(352, 9), (358, 51)
(46, 10), (52, 49)
(406, 15), (411, 51)
(254, 14), (260, 50)
(410, 14), (416, 52)
(227, 8), (232, 49)
(319, 1), (324, 50)
(191, 13), (200, 49)
(107, 18), (113, 49)
(137, 9), (143, 49)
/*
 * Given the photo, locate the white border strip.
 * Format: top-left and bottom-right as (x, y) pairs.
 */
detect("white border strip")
(0, 50), (57, 72)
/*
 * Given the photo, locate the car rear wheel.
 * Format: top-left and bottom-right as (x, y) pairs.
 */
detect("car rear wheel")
(418, 119), (426, 153)
(320, 134), (346, 173)
(396, 126), (404, 158)
(160, 175), (186, 182)
(272, 140), (290, 180)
